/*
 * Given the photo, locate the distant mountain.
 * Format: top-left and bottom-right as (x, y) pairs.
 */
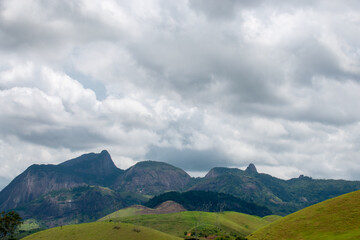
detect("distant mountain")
(0, 150), (122, 210)
(59, 150), (121, 182)
(144, 190), (272, 217)
(113, 161), (191, 195)
(0, 151), (192, 211)
(191, 165), (360, 215)
(2, 150), (360, 226)
(192, 167), (280, 204)
(16, 186), (146, 228)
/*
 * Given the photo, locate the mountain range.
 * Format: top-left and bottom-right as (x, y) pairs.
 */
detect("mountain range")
(1, 150), (360, 227)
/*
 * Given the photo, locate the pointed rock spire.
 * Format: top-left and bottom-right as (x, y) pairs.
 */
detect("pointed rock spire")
(245, 163), (258, 174)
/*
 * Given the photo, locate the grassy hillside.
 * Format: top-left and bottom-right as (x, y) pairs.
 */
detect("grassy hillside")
(248, 190), (360, 240)
(100, 209), (281, 239)
(22, 222), (182, 240)
(99, 205), (145, 220)
(99, 201), (185, 221)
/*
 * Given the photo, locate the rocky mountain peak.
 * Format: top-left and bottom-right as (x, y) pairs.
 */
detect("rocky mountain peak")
(245, 163), (258, 174)
(114, 161), (191, 194)
(0, 150), (121, 210)
(205, 167), (242, 178)
(59, 150), (119, 176)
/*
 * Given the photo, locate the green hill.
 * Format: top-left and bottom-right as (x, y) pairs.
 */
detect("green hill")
(99, 200), (186, 221)
(100, 209), (281, 239)
(22, 222), (182, 240)
(247, 190), (360, 240)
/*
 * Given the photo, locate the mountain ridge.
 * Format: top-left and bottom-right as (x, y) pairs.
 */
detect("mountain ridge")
(114, 160), (191, 194)
(0, 150), (125, 210)
(2, 150), (360, 226)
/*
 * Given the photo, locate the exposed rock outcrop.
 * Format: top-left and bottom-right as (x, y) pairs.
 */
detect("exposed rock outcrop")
(245, 163), (258, 174)
(0, 150), (122, 210)
(113, 161), (191, 195)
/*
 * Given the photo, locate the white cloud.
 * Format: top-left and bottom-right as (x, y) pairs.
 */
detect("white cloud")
(1, 0), (360, 188)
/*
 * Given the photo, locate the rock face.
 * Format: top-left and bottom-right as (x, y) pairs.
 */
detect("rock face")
(59, 150), (122, 185)
(0, 150), (122, 210)
(0, 154), (191, 211)
(2, 150), (360, 222)
(0, 165), (86, 210)
(59, 150), (117, 176)
(245, 163), (258, 174)
(204, 167), (242, 179)
(192, 172), (279, 207)
(113, 161), (191, 195)
(16, 186), (146, 228)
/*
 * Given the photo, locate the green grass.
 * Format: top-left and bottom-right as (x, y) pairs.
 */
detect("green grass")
(248, 190), (360, 240)
(19, 219), (41, 231)
(22, 222), (182, 240)
(98, 205), (149, 221)
(100, 209), (281, 238)
(15, 219), (45, 239)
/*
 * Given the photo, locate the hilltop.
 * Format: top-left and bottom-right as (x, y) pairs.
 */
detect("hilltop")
(100, 208), (281, 239)
(99, 200), (186, 221)
(113, 161), (191, 195)
(248, 190), (360, 240)
(22, 222), (182, 240)
(0, 150), (122, 210)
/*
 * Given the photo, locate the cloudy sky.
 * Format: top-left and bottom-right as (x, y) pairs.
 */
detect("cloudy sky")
(1, 0), (360, 189)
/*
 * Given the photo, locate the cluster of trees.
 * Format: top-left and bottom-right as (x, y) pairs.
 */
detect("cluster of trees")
(145, 190), (272, 217)
(0, 211), (22, 240)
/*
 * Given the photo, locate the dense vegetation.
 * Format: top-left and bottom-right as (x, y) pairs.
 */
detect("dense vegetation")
(248, 190), (360, 240)
(145, 191), (272, 217)
(16, 186), (147, 227)
(191, 167), (360, 215)
(0, 211), (22, 239)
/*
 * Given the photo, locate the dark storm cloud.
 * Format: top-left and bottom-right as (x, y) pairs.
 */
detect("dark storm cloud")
(19, 127), (112, 151)
(126, 26), (285, 113)
(288, 38), (350, 85)
(189, 0), (265, 19)
(0, 0), (123, 60)
(145, 145), (233, 172)
(188, 0), (324, 20)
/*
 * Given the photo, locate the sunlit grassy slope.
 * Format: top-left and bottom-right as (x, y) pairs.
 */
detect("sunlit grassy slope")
(19, 219), (41, 231)
(248, 190), (360, 240)
(22, 222), (182, 240)
(98, 205), (143, 220)
(100, 208), (281, 238)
